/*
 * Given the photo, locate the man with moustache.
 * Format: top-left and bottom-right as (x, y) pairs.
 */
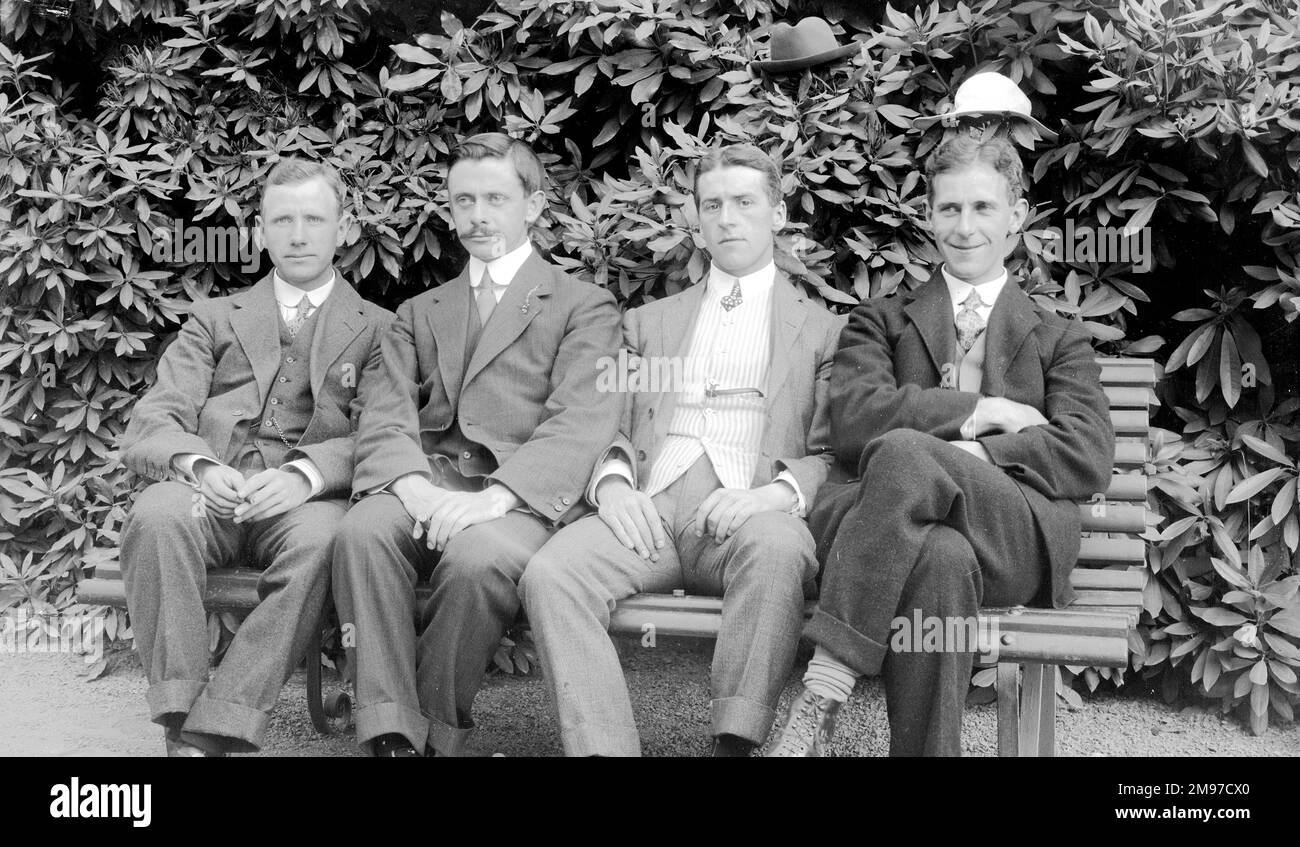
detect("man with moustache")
(519, 144), (843, 757)
(332, 133), (622, 757)
(765, 134), (1113, 756)
(119, 158), (393, 756)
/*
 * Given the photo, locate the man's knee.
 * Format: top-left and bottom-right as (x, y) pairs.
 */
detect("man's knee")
(334, 495), (411, 555)
(124, 482), (212, 539)
(728, 513), (818, 585)
(906, 526), (979, 599)
(435, 522), (534, 595)
(859, 428), (948, 481)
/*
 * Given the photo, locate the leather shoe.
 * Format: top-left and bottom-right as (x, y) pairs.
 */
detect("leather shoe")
(762, 688), (841, 757)
(372, 733), (421, 757)
(164, 729), (225, 758)
(711, 734), (756, 757)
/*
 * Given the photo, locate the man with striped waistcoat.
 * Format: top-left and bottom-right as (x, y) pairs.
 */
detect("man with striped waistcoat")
(519, 144), (844, 757)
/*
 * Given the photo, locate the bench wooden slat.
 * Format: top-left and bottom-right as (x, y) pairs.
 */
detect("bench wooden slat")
(1102, 474), (1147, 501)
(1110, 410), (1148, 436)
(1113, 441), (1146, 467)
(1078, 503), (1146, 533)
(1104, 386), (1154, 408)
(1071, 589), (1144, 607)
(1068, 569), (1146, 591)
(1077, 537), (1146, 566)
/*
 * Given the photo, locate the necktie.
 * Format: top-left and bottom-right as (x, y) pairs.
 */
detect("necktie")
(720, 276), (743, 311)
(955, 289), (986, 352)
(476, 268), (502, 327)
(287, 296), (312, 338)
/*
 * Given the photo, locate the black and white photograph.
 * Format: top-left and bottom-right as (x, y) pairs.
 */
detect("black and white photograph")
(0, 0), (1296, 822)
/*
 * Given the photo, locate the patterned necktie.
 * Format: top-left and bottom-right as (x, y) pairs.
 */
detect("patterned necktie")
(287, 296), (312, 338)
(476, 268), (503, 327)
(720, 276), (743, 311)
(955, 288), (986, 352)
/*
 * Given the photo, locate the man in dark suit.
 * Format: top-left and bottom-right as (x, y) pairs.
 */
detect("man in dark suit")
(331, 133), (623, 757)
(520, 144), (844, 757)
(766, 135), (1113, 756)
(119, 158), (393, 756)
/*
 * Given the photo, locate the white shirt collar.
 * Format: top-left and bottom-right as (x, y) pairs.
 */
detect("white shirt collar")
(707, 261), (776, 299)
(273, 269), (335, 308)
(469, 240), (534, 289)
(941, 265), (1007, 315)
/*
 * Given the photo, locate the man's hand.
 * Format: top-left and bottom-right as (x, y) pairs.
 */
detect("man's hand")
(416, 485), (521, 551)
(595, 476), (665, 561)
(194, 463), (245, 520)
(233, 468), (311, 524)
(391, 474), (449, 524)
(969, 396), (1049, 436)
(693, 483), (793, 544)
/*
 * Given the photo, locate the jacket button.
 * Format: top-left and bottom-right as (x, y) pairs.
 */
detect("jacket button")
(554, 504), (563, 512)
(270, 398), (279, 405)
(286, 356), (295, 363)
(264, 419), (273, 426)
(232, 410), (245, 417)
(562, 497), (571, 505)
(462, 451), (473, 459)
(637, 450), (646, 461)
(279, 377), (288, 383)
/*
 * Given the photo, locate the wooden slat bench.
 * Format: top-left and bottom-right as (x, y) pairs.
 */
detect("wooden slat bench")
(77, 356), (1155, 756)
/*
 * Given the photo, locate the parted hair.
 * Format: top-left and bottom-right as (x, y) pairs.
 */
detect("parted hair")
(262, 157), (346, 211)
(924, 134), (1027, 202)
(694, 144), (784, 205)
(451, 132), (547, 195)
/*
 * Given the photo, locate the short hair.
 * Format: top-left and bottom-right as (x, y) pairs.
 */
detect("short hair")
(450, 132), (546, 195)
(262, 157), (346, 213)
(924, 134), (1026, 203)
(694, 144), (783, 205)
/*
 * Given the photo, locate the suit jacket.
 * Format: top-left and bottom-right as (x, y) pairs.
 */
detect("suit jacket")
(826, 269), (1113, 607)
(598, 273), (845, 504)
(120, 272), (395, 497)
(351, 249), (623, 524)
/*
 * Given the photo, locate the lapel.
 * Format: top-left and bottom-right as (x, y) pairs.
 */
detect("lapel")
(980, 276), (1040, 397)
(426, 270), (472, 411)
(229, 274), (282, 407)
(653, 281), (707, 442)
(765, 272), (808, 408)
(308, 272), (364, 399)
(901, 270), (956, 380)
(463, 250), (551, 388)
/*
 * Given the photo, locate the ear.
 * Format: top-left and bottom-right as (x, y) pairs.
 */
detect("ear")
(336, 211), (354, 247)
(771, 199), (788, 232)
(1008, 197), (1029, 234)
(524, 190), (547, 226)
(253, 215), (266, 253)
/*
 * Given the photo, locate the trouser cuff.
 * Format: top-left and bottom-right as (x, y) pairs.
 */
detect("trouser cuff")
(425, 714), (475, 757)
(805, 608), (888, 676)
(711, 696), (776, 745)
(354, 701), (429, 753)
(183, 696), (271, 753)
(145, 679), (207, 724)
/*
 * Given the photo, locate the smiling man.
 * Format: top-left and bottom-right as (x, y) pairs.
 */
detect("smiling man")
(518, 144), (843, 757)
(331, 133), (622, 757)
(765, 134), (1113, 756)
(118, 158), (393, 756)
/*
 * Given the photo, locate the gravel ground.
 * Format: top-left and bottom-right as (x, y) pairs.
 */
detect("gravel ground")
(2, 638), (1297, 757)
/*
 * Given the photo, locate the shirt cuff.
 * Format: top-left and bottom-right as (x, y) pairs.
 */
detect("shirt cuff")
(959, 411), (979, 441)
(171, 453), (222, 487)
(772, 471), (805, 517)
(587, 458), (636, 507)
(283, 459), (325, 498)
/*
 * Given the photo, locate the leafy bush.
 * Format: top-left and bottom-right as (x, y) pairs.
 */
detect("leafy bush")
(1, 0), (1297, 728)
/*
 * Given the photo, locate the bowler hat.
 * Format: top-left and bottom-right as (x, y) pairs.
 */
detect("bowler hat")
(752, 18), (860, 73)
(912, 71), (1058, 141)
